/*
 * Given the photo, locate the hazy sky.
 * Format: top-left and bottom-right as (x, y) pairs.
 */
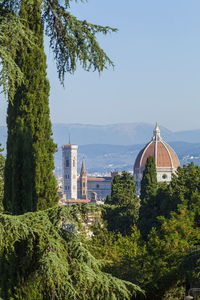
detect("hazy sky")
(1, 0), (200, 131)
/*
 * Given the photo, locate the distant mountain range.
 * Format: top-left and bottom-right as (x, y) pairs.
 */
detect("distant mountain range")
(52, 123), (200, 145)
(1, 123), (200, 173)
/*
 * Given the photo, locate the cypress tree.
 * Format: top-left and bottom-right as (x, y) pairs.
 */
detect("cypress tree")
(139, 156), (158, 238)
(0, 144), (5, 211)
(2, 0), (116, 214)
(4, 0), (58, 214)
(140, 156), (158, 202)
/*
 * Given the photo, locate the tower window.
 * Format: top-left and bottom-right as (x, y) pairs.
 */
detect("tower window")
(96, 184), (99, 189)
(162, 174), (167, 179)
(83, 182), (85, 187)
(66, 159), (69, 167)
(73, 159), (76, 167)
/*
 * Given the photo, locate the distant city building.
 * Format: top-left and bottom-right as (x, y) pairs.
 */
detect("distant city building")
(134, 123), (180, 193)
(77, 160), (113, 200)
(79, 160), (87, 199)
(62, 143), (114, 201)
(62, 144), (78, 199)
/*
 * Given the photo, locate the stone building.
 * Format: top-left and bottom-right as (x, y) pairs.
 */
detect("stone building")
(62, 144), (113, 201)
(77, 160), (112, 200)
(79, 160), (87, 199)
(134, 123), (180, 193)
(62, 144), (78, 199)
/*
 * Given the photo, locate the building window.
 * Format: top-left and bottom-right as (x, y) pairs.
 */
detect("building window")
(66, 159), (69, 167)
(162, 174), (167, 179)
(96, 184), (99, 189)
(73, 159), (76, 167)
(83, 182), (85, 187)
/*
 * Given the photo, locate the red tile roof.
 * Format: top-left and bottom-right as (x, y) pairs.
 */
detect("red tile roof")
(134, 140), (180, 169)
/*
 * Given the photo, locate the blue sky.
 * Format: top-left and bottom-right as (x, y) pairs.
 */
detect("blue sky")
(1, 0), (200, 131)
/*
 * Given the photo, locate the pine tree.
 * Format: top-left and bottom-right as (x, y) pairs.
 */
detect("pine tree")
(4, 0), (58, 214)
(0, 144), (5, 211)
(1, 0), (116, 214)
(0, 205), (142, 299)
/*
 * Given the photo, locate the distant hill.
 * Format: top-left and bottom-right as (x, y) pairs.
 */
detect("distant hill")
(52, 123), (174, 145)
(1, 123), (200, 173)
(1, 123), (200, 148)
(54, 142), (200, 174)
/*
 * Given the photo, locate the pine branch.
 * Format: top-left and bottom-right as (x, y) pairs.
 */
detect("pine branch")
(44, 0), (118, 83)
(0, 8), (35, 100)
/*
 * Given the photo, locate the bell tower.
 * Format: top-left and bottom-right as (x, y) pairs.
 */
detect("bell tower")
(80, 160), (87, 199)
(62, 144), (78, 199)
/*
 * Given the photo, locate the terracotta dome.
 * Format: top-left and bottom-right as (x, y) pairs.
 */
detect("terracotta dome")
(134, 124), (180, 192)
(134, 140), (179, 170)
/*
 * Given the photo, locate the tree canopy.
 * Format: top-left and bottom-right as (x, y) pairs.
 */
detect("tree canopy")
(3, 0), (58, 214)
(140, 156), (157, 202)
(104, 172), (139, 235)
(0, 0), (117, 100)
(0, 204), (142, 299)
(1, 0), (117, 214)
(0, 145), (5, 211)
(138, 156), (158, 238)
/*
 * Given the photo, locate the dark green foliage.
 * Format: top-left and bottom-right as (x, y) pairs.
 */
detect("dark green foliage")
(143, 204), (200, 300)
(43, 0), (117, 83)
(104, 205), (199, 300)
(139, 156), (158, 238)
(107, 172), (138, 206)
(104, 172), (139, 235)
(0, 7), (35, 101)
(91, 165), (200, 300)
(153, 182), (172, 218)
(0, 205), (141, 299)
(170, 163), (200, 210)
(140, 156), (158, 202)
(139, 163), (200, 239)
(0, 145), (5, 212)
(0, 0), (117, 96)
(4, 0), (58, 214)
(2, 0), (117, 214)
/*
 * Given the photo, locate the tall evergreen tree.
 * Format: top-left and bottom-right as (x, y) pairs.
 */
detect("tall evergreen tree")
(104, 172), (139, 235)
(4, 0), (58, 214)
(1, 0), (116, 214)
(140, 156), (158, 202)
(139, 156), (158, 238)
(107, 172), (138, 206)
(0, 144), (5, 212)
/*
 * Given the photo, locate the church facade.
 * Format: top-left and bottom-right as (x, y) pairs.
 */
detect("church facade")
(134, 124), (180, 193)
(62, 144), (112, 201)
(77, 161), (112, 201)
